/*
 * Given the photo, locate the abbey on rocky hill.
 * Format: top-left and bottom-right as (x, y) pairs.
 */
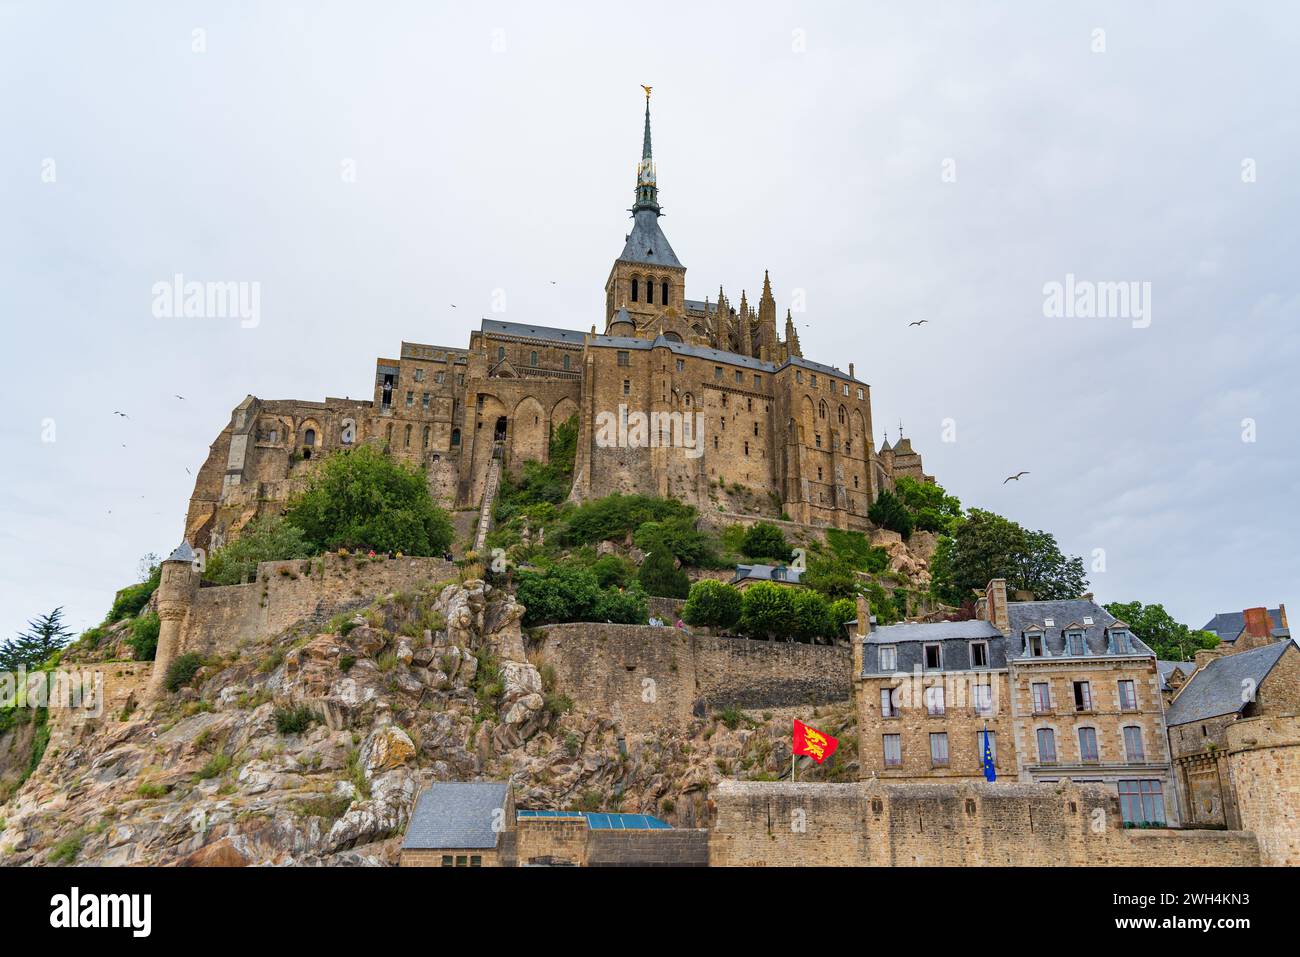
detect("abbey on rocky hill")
(184, 90), (932, 552)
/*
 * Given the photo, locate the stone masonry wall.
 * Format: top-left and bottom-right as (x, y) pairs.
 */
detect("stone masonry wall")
(1226, 713), (1300, 866)
(537, 624), (850, 729)
(708, 781), (1259, 867)
(179, 554), (456, 658)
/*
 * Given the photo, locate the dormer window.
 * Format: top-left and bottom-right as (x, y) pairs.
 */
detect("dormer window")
(878, 646), (897, 671)
(1110, 628), (1132, 654)
(1024, 630), (1045, 657)
(924, 643), (942, 670)
(970, 641), (988, 668)
(1066, 631), (1086, 656)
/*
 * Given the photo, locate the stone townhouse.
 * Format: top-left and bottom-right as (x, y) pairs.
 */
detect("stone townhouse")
(1164, 607), (1300, 829)
(182, 90), (931, 554)
(854, 580), (1178, 825)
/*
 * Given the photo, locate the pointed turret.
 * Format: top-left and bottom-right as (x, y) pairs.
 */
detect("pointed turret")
(784, 308), (803, 358)
(757, 270), (778, 361)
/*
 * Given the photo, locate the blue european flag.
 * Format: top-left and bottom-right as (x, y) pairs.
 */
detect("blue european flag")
(981, 726), (996, 782)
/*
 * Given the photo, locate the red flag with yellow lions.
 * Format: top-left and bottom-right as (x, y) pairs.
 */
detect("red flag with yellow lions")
(792, 719), (839, 764)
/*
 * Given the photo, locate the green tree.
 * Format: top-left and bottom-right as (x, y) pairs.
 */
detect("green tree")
(790, 589), (832, 643)
(592, 583), (648, 624)
(930, 508), (1088, 605)
(128, 612), (161, 661)
(739, 581), (797, 640)
(827, 597), (857, 639)
(801, 552), (863, 601)
(588, 554), (633, 589)
(204, 514), (313, 585)
(682, 580), (743, 630)
(515, 565), (603, 626)
(637, 547), (690, 599)
(1103, 601), (1220, 661)
(0, 608), (75, 671)
(285, 445), (453, 555)
(633, 518), (718, 567)
(740, 523), (793, 562)
(894, 477), (963, 535)
(868, 489), (914, 538)
(560, 494), (695, 547)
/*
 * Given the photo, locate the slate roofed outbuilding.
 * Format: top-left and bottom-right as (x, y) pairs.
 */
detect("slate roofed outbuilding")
(1200, 609), (1290, 644)
(1164, 641), (1292, 727)
(731, 563), (806, 587)
(479, 319), (587, 345)
(401, 782), (509, 850)
(1156, 660), (1194, 691)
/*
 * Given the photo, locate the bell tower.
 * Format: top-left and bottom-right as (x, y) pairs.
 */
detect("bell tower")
(604, 86), (688, 338)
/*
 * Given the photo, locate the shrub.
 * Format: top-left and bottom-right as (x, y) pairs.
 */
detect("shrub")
(560, 494), (695, 547)
(868, 490), (914, 539)
(285, 444), (454, 556)
(739, 581), (797, 639)
(740, 523), (793, 562)
(632, 516), (717, 567)
(49, 832), (84, 865)
(790, 589), (832, 643)
(164, 652), (204, 692)
(274, 704), (318, 735)
(824, 528), (889, 573)
(637, 548), (690, 599)
(107, 569), (161, 622)
(683, 580), (742, 630)
(589, 554), (633, 589)
(592, 583), (649, 624)
(136, 781), (169, 799)
(195, 752), (232, 780)
(128, 612), (161, 661)
(295, 794), (353, 821)
(203, 514), (313, 585)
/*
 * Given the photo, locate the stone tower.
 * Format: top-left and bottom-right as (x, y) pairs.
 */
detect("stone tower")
(603, 87), (688, 338)
(144, 540), (199, 701)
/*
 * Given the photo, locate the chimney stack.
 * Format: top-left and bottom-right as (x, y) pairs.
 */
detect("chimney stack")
(985, 579), (1010, 635)
(1237, 606), (1274, 650)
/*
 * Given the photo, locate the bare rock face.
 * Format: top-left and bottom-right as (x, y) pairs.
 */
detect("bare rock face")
(362, 725), (416, 775)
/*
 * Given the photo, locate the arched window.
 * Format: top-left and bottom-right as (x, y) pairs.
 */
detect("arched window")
(404, 424), (412, 448)
(530, 351), (538, 367)
(422, 426), (430, 449)
(819, 400), (827, 419)
(647, 281), (654, 305)
(303, 428), (316, 447)
(563, 354), (570, 370)
(450, 428), (461, 446)
(838, 406), (846, 425)
(661, 281), (669, 305)
(632, 278), (639, 302)
(385, 423), (394, 445)
(684, 393), (692, 407)
(497, 346), (505, 361)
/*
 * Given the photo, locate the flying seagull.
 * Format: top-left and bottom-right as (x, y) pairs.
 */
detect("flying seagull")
(174, 394), (186, 400)
(113, 411), (129, 418)
(1003, 471), (1030, 484)
(908, 320), (929, 327)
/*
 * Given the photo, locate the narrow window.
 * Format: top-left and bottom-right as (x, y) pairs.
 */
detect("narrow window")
(662, 281), (669, 305)
(1066, 631), (1086, 656)
(923, 643), (942, 670)
(435, 371), (445, 384)
(647, 281), (654, 304)
(714, 366), (723, 380)
(530, 351), (538, 367)
(883, 734), (902, 767)
(497, 346), (505, 361)
(1037, 728), (1057, 764)
(406, 390), (414, 407)
(754, 375), (761, 389)
(617, 350), (630, 367)
(735, 370), (743, 384)
(879, 646), (896, 671)
(422, 393), (430, 409)
(929, 732), (949, 767)
(753, 422), (759, 436)
(880, 687), (897, 717)
(1073, 681), (1092, 712)
(632, 278), (639, 302)
(422, 426), (430, 449)
(414, 368), (424, 382)
(623, 379), (630, 395)
(303, 428), (316, 447)
(1118, 680), (1137, 711)
(1078, 727), (1099, 762)
(676, 359), (684, 372)
(1032, 682), (1051, 713)
(1123, 726), (1145, 762)
(1028, 634), (1044, 657)
(970, 641), (988, 668)
(925, 685), (945, 716)
(973, 683), (993, 715)
(403, 424), (412, 448)
(743, 441), (749, 456)
(450, 428), (460, 446)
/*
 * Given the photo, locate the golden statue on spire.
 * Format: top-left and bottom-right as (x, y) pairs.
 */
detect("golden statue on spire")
(641, 84), (652, 99)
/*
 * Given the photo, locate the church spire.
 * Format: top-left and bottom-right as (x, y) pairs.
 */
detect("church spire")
(633, 85), (660, 214)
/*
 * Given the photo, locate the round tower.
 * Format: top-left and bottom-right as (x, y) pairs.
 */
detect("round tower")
(144, 540), (199, 701)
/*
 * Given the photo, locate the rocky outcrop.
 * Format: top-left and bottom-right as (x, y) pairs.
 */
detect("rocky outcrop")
(0, 579), (858, 867)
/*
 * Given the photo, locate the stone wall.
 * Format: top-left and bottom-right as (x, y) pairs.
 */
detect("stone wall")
(537, 624), (851, 728)
(708, 780), (1259, 867)
(586, 829), (709, 866)
(1226, 713), (1300, 866)
(179, 554), (456, 658)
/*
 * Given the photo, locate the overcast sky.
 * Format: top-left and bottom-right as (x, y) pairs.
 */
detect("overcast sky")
(2, 1), (1297, 642)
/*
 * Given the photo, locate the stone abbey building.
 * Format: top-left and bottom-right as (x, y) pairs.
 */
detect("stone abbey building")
(184, 92), (931, 551)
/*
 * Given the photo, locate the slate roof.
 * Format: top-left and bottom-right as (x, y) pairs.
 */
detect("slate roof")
(731, 563), (806, 586)
(480, 319), (587, 345)
(401, 782), (509, 850)
(1156, 660), (1194, 691)
(1005, 599), (1155, 660)
(1164, 642), (1292, 726)
(166, 540), (195, 564)
(1200, 609), (1289, 644)
(861, 619), (1006, 676)
(617, 209), (683, 268)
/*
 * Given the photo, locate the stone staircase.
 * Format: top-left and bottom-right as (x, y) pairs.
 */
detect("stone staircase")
(473, 446), (503, 554)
